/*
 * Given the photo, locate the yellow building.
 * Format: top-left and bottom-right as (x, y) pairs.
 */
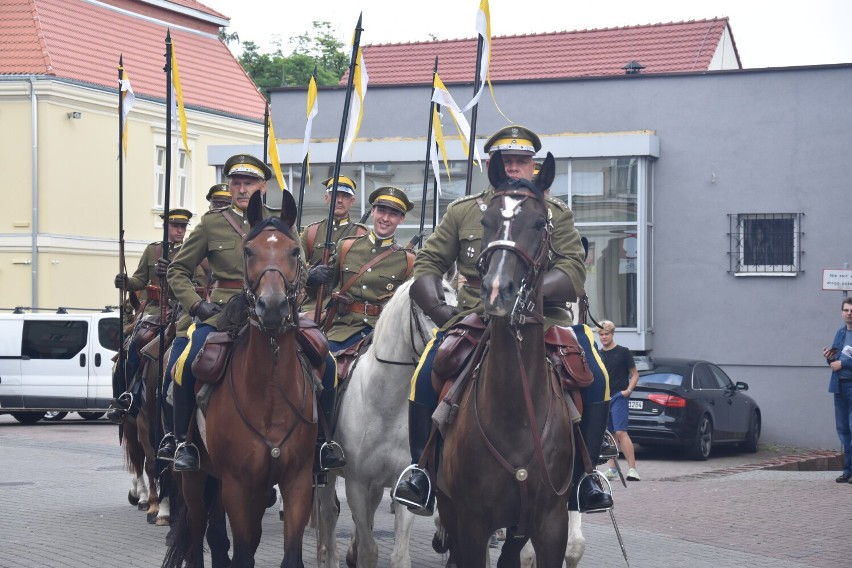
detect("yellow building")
(0, 0), (266, 310)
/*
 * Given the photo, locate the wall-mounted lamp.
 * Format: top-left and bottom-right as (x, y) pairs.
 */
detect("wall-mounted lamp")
(67, 111), (82, 119)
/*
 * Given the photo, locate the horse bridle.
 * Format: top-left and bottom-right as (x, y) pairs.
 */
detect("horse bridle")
(475, 187), (553, 328)
(242, 226), (303, 336)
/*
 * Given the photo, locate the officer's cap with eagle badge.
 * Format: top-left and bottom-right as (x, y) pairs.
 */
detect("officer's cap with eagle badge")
(483, 125), (542, 156)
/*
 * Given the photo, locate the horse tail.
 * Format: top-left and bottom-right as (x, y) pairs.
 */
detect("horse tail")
(160, 489), (189, 568)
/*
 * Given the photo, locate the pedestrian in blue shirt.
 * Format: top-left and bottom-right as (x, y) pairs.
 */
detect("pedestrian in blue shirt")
(824, 296), (852, 483)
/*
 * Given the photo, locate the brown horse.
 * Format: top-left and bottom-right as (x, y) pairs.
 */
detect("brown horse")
(164, 189), (316, 568)
(436, 152), (575, 568)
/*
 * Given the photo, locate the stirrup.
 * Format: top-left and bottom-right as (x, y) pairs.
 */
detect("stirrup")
(157, 433), (176, 461)
(173, 442), (200, 472)
(116, 391), (134, 409)
(392, 464), (433, 511)
(576, 470), (613, 514)
(318, 441), (346, 470)
(599, 429), (619, 463)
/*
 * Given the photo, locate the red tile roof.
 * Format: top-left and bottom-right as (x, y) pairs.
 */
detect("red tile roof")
(0, 0), (265, 121)
(358, 18), (739, 86)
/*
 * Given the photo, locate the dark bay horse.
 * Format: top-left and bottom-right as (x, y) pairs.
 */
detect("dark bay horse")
(164, 190), (317, 568)
(436, 152), (575, 567)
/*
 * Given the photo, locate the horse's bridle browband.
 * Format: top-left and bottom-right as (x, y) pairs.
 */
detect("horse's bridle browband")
(242, 226), (303, 334)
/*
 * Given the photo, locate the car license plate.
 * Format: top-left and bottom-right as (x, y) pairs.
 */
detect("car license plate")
(628, 400), (643, 410)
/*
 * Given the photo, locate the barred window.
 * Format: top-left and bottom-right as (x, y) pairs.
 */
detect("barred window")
(728, 213), (803, 275)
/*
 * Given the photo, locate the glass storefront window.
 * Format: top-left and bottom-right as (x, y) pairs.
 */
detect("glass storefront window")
(580, 226), (639, 329)
(570, 158), (638, 223)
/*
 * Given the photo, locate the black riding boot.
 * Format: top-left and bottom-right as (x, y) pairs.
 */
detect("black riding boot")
(314, 387), (346, 472)
(106, 361), (141, 423)
(172, 382), (199, 472)
(157, 401), (176, 460)
(394, 400), (435, 515)
(570, 401), (614, 512)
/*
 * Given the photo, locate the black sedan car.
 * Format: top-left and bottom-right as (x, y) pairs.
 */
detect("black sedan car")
(627, 357), (761, 460)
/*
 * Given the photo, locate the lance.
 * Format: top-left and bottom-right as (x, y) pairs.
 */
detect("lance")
(314, 13), (364, 325)
(155, 30), (175, 453)
(463, 36), (484, 196)
(296, 65), (318, 232)
(263, 104), (269, 205)
(117, 56), (128, 395)
(411, 57), (439, 250)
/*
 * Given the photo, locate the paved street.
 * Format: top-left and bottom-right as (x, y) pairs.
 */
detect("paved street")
(0, 413), (848, 567)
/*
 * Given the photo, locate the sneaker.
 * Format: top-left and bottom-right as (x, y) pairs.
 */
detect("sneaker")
(626, 468), (641, 481)
(836, 472), (852, 483)
(603, 468), (618, 480)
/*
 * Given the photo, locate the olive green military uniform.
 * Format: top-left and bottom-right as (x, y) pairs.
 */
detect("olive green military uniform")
(169, 206), (282, 329)
(324, 232), (415, 343)
(300, 217), (368, 314)
(414, 188), (585, 329)
(127, 241), (207, 317)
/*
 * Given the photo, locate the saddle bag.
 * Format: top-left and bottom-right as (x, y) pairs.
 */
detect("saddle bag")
(133, 314), (166, 350)
(544, 326), (594, 391)
(432, 313), (487, 388)
(330, 292), (355, 316)
(333, 334), (373, 383)
(191, 331), (235, 385)
(296, 317), (330, 368)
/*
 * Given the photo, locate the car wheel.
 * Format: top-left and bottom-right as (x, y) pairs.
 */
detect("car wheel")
(686, 415), (712, 461)
(78, 411), (105, 421)
(741, 410), (760, 453)
(11, 412), (44, 425)
(43, 411), (68, 421)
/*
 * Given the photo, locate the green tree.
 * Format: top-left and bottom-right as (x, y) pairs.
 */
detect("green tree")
(237, 21), (348, 95)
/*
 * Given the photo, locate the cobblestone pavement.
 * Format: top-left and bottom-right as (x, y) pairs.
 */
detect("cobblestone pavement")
(1, 414), (848, 567)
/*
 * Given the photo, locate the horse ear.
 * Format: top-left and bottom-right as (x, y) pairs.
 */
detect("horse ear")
(280, 189), (298, 230)
(487, 151), (507, 188)
(247, 191), (264, 227)
(537, 152), (556, 193)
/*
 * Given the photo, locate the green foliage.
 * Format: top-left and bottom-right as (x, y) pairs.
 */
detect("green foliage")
(235, 21), (349, 96)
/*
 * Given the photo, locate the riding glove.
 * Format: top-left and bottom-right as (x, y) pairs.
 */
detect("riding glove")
(410, 274), (459, 328)
(114, 273), (128, 289)
(541, 269), (578, 304)
(155, 257), (170, 278)
(191, 300), (222, 321)
(306, 264), (334, 287)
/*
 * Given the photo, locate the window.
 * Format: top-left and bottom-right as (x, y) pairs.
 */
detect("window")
(728, 213), (802, 275)
(98, 318), (121, 352)
(155, 146), (190, 211)
(22, 320), (88, 360)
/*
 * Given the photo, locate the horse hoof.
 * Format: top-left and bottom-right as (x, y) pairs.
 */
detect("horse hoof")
(138, 501), (149, 511)
(155, 516), (170, 527)
(432, 531), (450, 554)
(127, 490), (140, 506)
(345, 548), (357, 567)
(147, 511), (158, 524)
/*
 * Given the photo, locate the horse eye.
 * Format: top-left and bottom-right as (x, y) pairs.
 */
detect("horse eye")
(533, 218), (547, 230)
(244, 247), (254, 257)
(291, 247), (301, 258)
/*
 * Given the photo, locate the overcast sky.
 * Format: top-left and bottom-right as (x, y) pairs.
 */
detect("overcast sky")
(200, 0), (852, 68)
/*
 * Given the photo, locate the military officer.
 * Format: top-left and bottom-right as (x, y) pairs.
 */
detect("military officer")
(107, 209), (194, 423)
(394, 126), (612, 515)
(165, 154), (343, 473)
(206, 182), (232, 210)
(320, 186), (416, 351)
(300, 175), (368, 318)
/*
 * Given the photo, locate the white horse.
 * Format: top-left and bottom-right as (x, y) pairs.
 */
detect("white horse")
(316, 277), (445, 568)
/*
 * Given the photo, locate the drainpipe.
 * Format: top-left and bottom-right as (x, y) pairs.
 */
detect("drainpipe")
(29, 77), (39, 308)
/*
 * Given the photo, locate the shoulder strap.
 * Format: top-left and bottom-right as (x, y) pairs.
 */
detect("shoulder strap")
(305, 223), (321, 259)
(402, 248), (416, 281)
(221, 209), (247, 238)
(335, 237), (359, 292)
(338, 242), (398, 297)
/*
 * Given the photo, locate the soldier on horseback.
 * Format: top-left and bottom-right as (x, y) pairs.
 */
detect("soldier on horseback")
(393, 125), (614, 515)
(107, 208), (195, 424)
(164, 154), (343, 473)
(300, 175), (368, 318)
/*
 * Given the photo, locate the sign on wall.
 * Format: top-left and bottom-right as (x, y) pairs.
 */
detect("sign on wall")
(822, 269), (852, 291)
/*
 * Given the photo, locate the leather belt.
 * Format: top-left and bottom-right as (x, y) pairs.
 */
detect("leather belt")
(461, 277), (481, 290)
(212, 279), (243, 289)
(350, 302), (383, 317)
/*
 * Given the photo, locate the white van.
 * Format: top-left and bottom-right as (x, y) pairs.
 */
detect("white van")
(0, 309), (121, 424)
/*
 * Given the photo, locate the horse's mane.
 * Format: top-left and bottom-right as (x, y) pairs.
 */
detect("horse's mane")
(218, 293), (250, 340)
(244, 216), (298, 243)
